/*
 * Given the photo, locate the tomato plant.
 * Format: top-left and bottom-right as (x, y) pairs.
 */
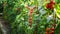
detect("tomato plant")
(0, 0), (60, 34)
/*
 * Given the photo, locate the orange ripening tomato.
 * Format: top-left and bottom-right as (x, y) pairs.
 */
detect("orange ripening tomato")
(46, 28), (50, 32)
(46, 32), (49, 34)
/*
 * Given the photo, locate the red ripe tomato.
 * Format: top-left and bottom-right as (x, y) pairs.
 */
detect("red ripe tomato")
(46, 32), (49, 34)
(30, 9), (33, 13)
(46, 3), (54, 10)
(46, 4), (49, 9)
(46, 0), (55, 10)
(51, 27), (54, 31)
(46, 28), (50, 32)
(50, 0), (55, 4)
(50, 1), (55, 5)
(46, 4), (50, 9)
(50, 4), (54, 9)
(50, 31), (54, 34)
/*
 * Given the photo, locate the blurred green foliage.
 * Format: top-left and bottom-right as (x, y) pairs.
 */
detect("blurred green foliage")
(0, 0), (60, 34)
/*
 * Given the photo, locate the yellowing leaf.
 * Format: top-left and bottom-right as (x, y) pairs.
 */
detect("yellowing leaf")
(56, 10), (60, 18)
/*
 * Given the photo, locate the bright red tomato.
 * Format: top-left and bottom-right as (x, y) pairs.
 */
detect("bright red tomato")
(46, 0), (55, 10)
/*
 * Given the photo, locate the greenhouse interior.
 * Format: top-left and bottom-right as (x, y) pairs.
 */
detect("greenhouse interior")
(0, 0), (60, 34)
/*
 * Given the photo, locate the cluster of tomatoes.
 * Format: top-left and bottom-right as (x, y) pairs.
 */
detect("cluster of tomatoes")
(46, 0), (56, 10)
(29, 9), (33, 27)
(26, 6), (36, 27)
(46, 26), (55, 34)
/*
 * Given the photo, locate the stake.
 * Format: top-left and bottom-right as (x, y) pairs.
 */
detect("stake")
(53, 8), (56, 28)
